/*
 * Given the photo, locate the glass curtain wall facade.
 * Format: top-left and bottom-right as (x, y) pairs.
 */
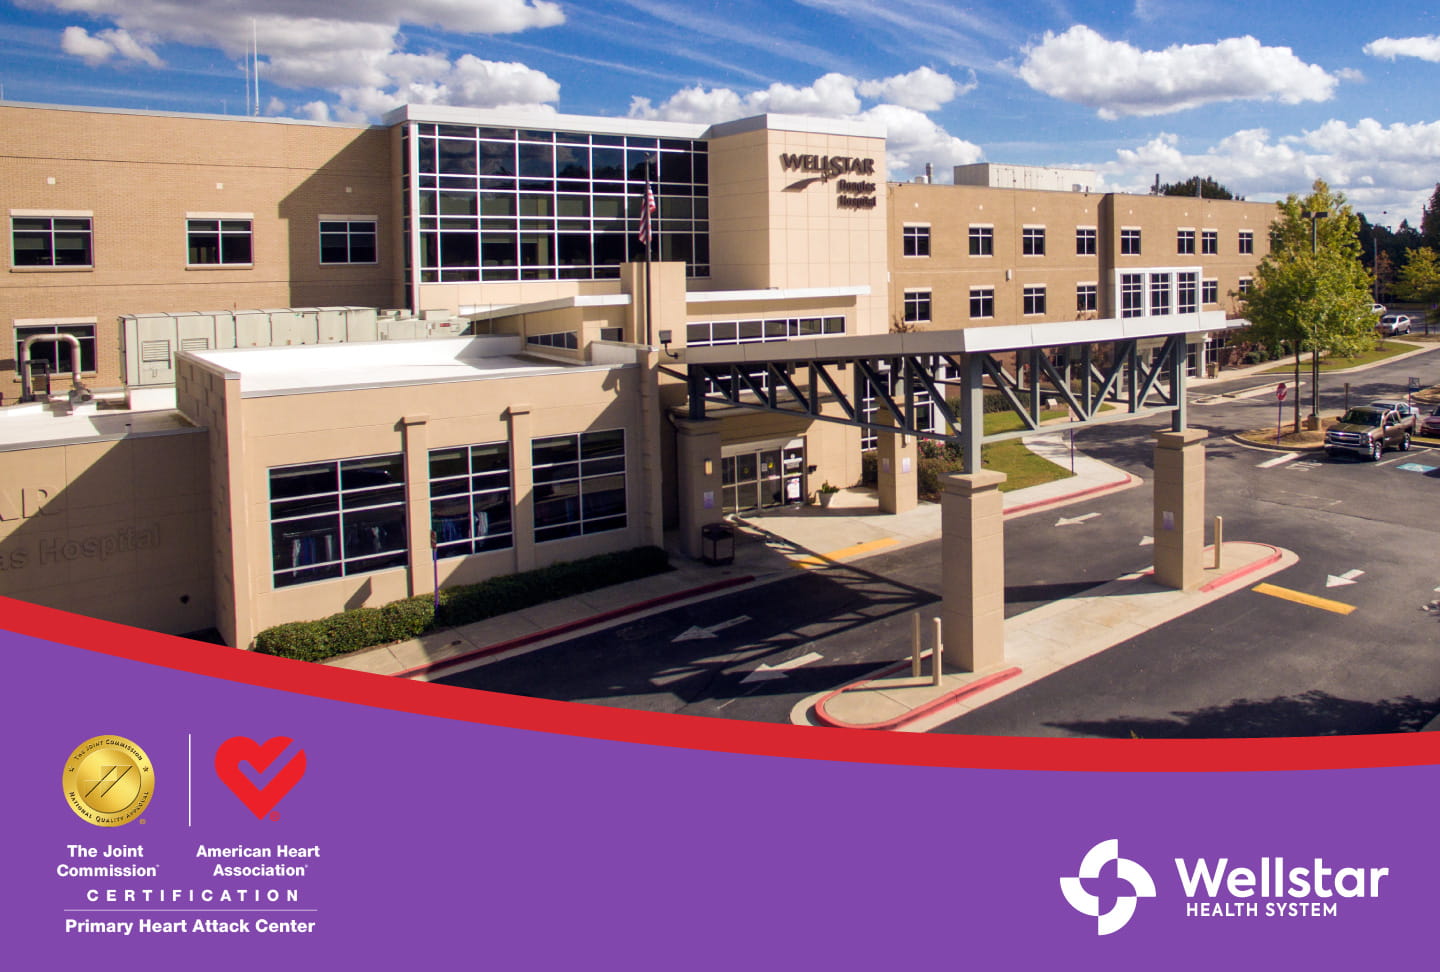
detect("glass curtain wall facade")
(404, 123), (710, 287)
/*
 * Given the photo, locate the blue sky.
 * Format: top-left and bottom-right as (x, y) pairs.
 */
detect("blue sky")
(3, 1), (1438, 224)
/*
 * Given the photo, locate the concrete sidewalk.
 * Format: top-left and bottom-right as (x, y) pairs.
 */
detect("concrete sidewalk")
(805, 541), (1294, 732)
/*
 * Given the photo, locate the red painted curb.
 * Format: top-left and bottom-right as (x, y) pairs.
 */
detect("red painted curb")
(1004, 474), (1140, 516)
(393, 574), (756, 679)
(815, 665), (1023, 731)
(1199, 544), (1284, 593)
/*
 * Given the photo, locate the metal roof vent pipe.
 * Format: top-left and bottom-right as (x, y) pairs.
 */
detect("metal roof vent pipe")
(925, 162), (934, 183)
(20, 333), (87, 405)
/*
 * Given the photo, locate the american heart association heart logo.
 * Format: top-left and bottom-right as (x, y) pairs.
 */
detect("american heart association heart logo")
(214, 736), (307, 819)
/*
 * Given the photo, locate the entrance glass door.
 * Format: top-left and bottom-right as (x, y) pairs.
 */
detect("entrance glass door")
(722, 441), (805, 513)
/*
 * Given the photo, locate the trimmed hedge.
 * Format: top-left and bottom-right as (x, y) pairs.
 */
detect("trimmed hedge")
(254, 545), (672, 662)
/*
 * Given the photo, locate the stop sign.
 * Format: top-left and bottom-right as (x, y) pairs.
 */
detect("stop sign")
(1276, 382), (1287, 401)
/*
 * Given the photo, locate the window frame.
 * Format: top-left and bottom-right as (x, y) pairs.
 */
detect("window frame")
(1238, 230), (1255, 255)
(903, 290), (932, 324)
(319, 217), (378, 265)
(1022, 284), (1047, 316)
(11, 213), (93, 268)
(1120, 227), (1142, 256)
(1076, 283), (1098, 314)
(1176, 228), (1196, 255)
(1076, 226), (1097, 256)
(187, 216), (254, 267)
(969, 286), (995, 319)
(269, 453), (408, 589)
(968, 224), (994, 257)
(1202, 278), (1219, 304)
(429, 442), (514, 560)
(14, 320), (98, 377)
(1201, 229), (1218, 255)
(902, 224), (931, 258)
(1022, 226), (1046, 257)
(532, 429), (628, 544)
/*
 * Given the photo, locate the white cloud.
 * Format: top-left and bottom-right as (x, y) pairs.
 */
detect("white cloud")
(1103, 118), (1440, 222)
(628, 69), (980, 180)
(60, 26), (163, 67)
(1019, 25), (1339, 119)
(40, 1), (564, 120)
(1364, 35), (1440, 62)
(858, 67), (973, 112)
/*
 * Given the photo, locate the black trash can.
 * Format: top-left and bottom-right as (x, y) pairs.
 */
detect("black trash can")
(701, 522), (735, 566)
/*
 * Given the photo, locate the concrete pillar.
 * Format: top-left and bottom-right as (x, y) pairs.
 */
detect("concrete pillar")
(508, 404), (535, 573)
(940, 469), (1007, 672)
(400, 414), (431, 598)
(674, 418), (723, 560)
(1152, 428), (1207, 590)
(636, 350), (665, 547)
(875, 408), (918, 514)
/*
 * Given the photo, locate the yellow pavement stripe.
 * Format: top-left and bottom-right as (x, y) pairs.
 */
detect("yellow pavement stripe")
(1252, 583), (1356, 615)
(793, 537), (899, 569)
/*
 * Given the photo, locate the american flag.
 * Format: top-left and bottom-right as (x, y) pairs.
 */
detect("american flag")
(637, 183), (656, 247)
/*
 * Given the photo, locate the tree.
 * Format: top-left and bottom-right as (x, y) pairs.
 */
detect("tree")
(1158, 175), (1235, 199)
(1241, 180), (1377, 434)
(1397, 248), (1440, 329)
(1421, 183), (1440, 252)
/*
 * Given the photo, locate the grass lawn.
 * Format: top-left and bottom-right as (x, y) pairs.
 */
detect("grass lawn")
(981, 408), (1073, 493)
(1260, 342), (1416, 374)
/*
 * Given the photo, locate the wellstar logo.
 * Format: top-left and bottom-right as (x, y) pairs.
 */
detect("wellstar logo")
(1060, 839), (1156, 935)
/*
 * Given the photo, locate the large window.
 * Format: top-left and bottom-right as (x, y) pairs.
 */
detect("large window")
(969, 287), (994, 319)
(1178, 272), (1199, 314)
(904, 290), (931, 324)
(188, 219), (252, 265)
(270, 455), (407, 588)
(430, 443), (513, 559)
(532, 429), (627, 543)
(1022, 227), (1046, 256)
(1023, 285), (1046, 316)
(12, 216), (92, 267)
(903, 225), (930, 257)
(1202, 279), (1219, 304)
(1150, 274), (1171, 315)
(1201, 230), (1218, 255)
(1177, 229), (1195, 255)
(1076, 227), (1097, 255)
(410, 123), (709, 283)
(1121, 228), (1142, 255)
(1076, 283), (1098, 314)
(1238, 230), (1255, 254)
(969, 225), (993, 256)
(320, 219), (377, 264)
(1120, 273), (1145, 318)
(686, 316), (843, 347)
(14, 322), (96, 376)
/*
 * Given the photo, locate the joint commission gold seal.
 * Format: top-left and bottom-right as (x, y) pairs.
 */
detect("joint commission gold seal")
(63, 735), (155, 827)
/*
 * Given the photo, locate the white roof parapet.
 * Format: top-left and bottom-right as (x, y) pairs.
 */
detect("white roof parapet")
(462, 294), (631, 322)
(383, 104), (709, 139)
(685, 285), (871, 304)
(704, 112), (886, 140)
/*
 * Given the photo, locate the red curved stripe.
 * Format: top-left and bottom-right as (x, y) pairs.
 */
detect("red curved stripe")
(5, 595), (1435, 772)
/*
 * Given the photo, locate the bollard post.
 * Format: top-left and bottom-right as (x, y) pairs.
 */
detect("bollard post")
(932, 617), (942, 686)
(1212, 515), (1223, 570)
(912, 613), (922, 679)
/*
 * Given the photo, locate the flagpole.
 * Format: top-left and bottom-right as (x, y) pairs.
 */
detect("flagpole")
(644, 155), (654, 348)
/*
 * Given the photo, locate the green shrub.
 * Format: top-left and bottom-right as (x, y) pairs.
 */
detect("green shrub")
(253, 545), (671, 661)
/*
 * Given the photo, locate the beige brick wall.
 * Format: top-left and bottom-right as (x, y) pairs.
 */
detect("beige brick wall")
(889, 181), (1274, 330)
(2, 105), (402, 397)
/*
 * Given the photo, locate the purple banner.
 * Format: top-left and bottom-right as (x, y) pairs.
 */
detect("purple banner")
(6, 625), (1434, 969)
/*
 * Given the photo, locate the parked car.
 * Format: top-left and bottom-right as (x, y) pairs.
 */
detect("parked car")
(1370, 303), (1387, 316)
(1421, 405), (1440, 439)
(1377, 313), (1412, 335)
(1324, 406), (1413, 460)
(1369, 401), (1419, 432)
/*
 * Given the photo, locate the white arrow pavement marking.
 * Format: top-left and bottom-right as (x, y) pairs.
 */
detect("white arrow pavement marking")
(1056, 512), (1101, 526)
(1139, 535), (1154, 546)
(740, 651), (823, 683)
(671, 615), (751, 643)
(1325, 570), (1364, 588)
(1258, 453), (1299, 468)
